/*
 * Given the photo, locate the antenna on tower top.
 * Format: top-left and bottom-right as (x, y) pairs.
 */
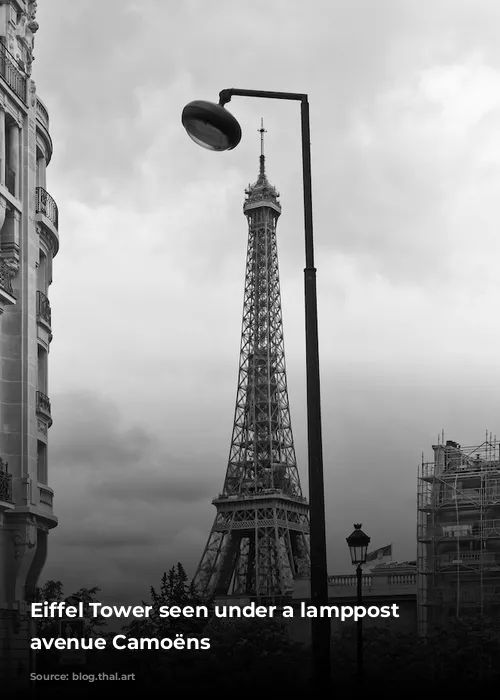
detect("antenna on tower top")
(259, 118), (266, 156)
(258, 118), (267, 177)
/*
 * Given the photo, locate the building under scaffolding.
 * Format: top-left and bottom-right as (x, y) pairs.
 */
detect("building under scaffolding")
(417, 433), (500, 635)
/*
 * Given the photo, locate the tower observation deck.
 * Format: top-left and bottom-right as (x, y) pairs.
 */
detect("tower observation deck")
(194, 121), (310, 600)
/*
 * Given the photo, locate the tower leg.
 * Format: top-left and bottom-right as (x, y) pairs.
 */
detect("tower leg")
(195, 501), (309, 599)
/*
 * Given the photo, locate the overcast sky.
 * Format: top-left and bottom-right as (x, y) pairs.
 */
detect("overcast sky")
(33, 0), (500, 604)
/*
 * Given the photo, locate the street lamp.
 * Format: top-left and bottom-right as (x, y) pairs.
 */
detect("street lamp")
(182, 88), (330, 689)
(346, 523), (371, 682)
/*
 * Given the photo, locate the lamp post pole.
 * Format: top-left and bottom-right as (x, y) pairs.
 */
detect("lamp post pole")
(356, 563), (363, 682)
(346, 524), (370, 685)
(183, 88), (330, 689)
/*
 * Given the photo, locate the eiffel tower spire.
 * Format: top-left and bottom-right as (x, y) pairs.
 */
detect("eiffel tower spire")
(194, 124), (310, 599)
(259, 117), (266, 177)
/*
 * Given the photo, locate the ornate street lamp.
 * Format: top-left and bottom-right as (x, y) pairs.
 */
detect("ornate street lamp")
(346, 524), (371, 682)
(347, 523), (371, 567)
(182, 88), (330, 691)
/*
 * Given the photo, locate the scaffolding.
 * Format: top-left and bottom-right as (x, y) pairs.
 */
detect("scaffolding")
(417, 431), (500, 635)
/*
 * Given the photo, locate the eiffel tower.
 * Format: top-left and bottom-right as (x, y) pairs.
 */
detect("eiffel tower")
(194, 121), (310, 599)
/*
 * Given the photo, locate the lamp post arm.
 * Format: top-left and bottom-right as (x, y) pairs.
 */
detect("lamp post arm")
(218, 88), (308, 105)
(217, 89), (313, 268)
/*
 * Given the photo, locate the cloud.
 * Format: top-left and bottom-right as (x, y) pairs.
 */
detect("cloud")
(32, 0), (500, 603)
(50, 391), (219, 498)
(91, 477), (215, 505)
(44, 391), (218, 598)
(57, 531), (157, 549)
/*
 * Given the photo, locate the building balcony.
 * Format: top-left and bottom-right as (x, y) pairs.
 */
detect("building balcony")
(36, 186), (59, 256)
(0, 259), (15, 307)
(0, 458), (13, 509)
(0, 471), (12, 502)
(0, 43), (27, 104)
(6, 165), (15, 197)
(36, 390), (52, 426)
(36, 187), (58, 229)
(35, 96), (53, 165)
(36, 96), (50, 131)
(36, 290), (51, 328)
(0, 158), (17, 200)
(39, 484), (54, 508)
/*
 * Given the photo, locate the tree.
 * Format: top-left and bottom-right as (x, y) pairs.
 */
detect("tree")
(36, 580), (63, 604)
(120, 564), (308, 690)
(325, 617), (500, 690)
(71, 586), (107, 635)
(123, 562), (212, 638)
(31, 566), (309, 690)
(205, 616), (307, 690)
(35, 580), (106, 637)
(35, 580), (64, 638)
(110, 563), (213, 682)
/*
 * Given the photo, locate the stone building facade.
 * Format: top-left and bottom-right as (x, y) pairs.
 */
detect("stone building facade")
(0, 0), (58, 688)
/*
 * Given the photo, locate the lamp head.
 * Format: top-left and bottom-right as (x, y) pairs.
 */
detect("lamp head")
(181, 100), (242, 151)
(346, 523), (371, 567)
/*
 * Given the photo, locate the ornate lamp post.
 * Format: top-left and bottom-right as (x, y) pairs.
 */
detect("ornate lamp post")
(182, 89), (330, 690)
(346, 523), (371, 682)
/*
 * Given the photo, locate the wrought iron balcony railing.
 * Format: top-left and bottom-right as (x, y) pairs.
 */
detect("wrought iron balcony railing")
(0, 43), (27, 103)
(39, 486), (53, 507)
(6, 166), (15, 197)
(36, 97), (49, 130)
(36, 187), (58, 230)
(0, 458), (13, 503)
(36, 391), (51, 418)
(0, 260), (14, 296)
(36, 290), (51, 326)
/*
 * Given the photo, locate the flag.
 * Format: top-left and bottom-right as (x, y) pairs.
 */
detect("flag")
(366, 544), (392, 563)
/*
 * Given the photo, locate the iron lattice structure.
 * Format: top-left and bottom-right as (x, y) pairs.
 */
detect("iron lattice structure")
(194, 124), (310, 599)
